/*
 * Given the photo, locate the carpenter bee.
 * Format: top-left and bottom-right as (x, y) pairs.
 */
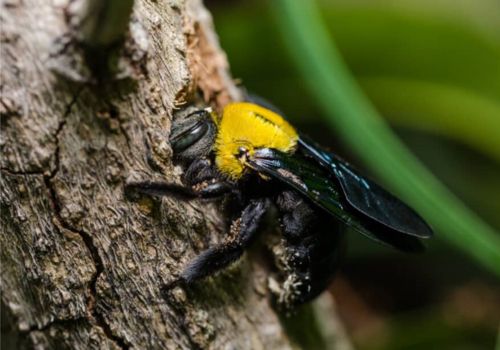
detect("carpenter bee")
(126, 102), (432, 309)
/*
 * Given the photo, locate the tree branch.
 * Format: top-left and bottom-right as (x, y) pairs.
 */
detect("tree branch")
(0, 0), (351, 348)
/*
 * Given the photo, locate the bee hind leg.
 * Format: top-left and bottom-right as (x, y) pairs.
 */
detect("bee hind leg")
(165, 198), (271, 289)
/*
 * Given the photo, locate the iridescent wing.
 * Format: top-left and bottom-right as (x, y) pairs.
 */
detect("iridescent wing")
(298, 137), (433, 239)
(248, 148), (428, 252)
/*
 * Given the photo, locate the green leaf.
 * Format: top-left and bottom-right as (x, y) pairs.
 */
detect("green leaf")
(270, 0), (500, 276)
(360, 77), (500, 162)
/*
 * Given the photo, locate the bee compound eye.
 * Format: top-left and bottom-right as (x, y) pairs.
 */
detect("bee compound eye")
(170, 120), (209, 153)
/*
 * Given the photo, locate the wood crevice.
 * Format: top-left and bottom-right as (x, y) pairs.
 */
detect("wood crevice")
(40, 89), (129, 350)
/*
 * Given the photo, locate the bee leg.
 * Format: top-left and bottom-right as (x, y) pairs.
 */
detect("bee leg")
(166, 198), (270, 288)
(182, 157), (235, 198)
(125, 180), (232, 200)
(182, 157), (219, 184)
(125, 158), (232, 199)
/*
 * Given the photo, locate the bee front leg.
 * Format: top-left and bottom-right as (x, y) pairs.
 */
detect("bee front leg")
(125, 180), (232, 200)
(125, 158), (232, 199)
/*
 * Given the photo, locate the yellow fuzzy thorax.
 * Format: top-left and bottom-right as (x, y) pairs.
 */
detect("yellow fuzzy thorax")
(214, 102), (298, 179)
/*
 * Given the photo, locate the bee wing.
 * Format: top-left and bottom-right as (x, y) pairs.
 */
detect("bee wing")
(249, 148), (426, 252)
(298, 137), (433, 239)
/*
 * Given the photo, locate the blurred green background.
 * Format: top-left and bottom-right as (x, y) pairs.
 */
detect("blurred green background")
(206, 0), (499, 349)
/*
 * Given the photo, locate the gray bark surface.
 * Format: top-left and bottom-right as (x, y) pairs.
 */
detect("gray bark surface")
(1, 0), (292, 348)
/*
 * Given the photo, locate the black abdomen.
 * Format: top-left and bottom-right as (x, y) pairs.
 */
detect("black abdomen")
(274, 190), (345, 307)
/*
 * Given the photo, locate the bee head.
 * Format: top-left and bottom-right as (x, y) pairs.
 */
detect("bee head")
(170, 107), (217, 161)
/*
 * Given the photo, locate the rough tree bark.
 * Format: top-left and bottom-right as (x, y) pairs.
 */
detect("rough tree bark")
(1, 0), (351, 349)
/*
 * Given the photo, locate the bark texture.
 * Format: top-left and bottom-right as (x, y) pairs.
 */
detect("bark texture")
(1, 0), (292, 348)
